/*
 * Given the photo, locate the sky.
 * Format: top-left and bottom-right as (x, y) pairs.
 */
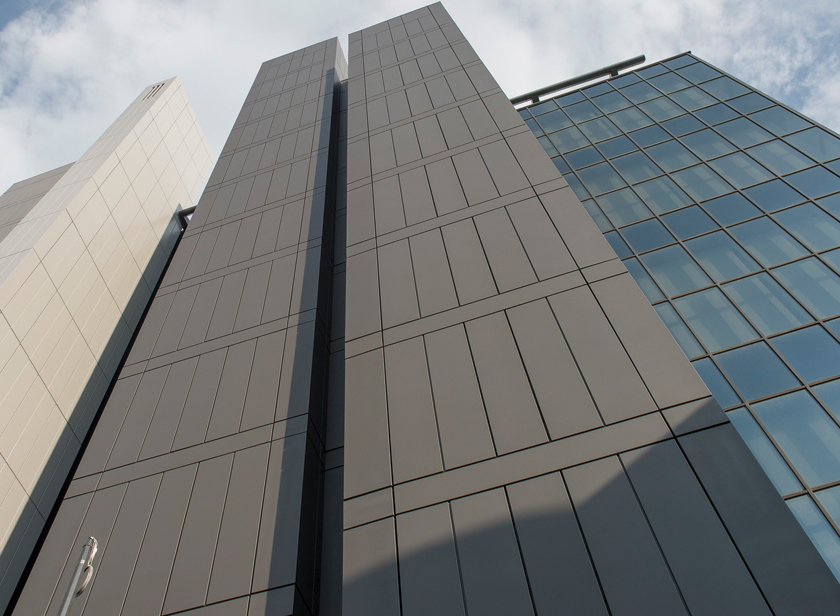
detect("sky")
(0, 0), (838, 195)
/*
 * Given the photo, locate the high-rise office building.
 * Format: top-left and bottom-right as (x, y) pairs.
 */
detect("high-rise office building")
(4, 3), (840, 615)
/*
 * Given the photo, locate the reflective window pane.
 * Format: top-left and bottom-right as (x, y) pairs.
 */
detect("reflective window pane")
(604, 230), (632, 258)
(709, 152), (773, 188)
(670, 86), (717, 111)
(755, 391), (840, 486)
(715, 341), (800, 400)
(773, 258), (840, 319)
(662, 113), (705, 136)
(751, 106), (810, 136)
(685, 230), (760, 281)
(672, 164), (733, 201)
(814, 379), (840, 421)
(634, 176), (693, 214)
(702, 192), (762, 226)
(639, 97), (685, 121)
(565, 146), (604, 170)
(701, 76), (749, 100)
(564, 173), (591, 200)
(592, 91), (632, 113)
(646, 140), (700, 172)
(727, 407), (802, 494)
(695, 103), (739, 126)
(552, 156), (571, 174)
(525, 118), (543, 135)
(728, 93), (773, 114)
(664, 55), (695, 70)
(649, 71), (690, 93)
(774, 203), (840, 252)
(676, 62), (721, 83)
(548, 126), (589, 153)
(538, 136), (559, 157)
(583, 81), (613, 97)
(822, 248), (840, 275)
(729, 218), (808, 267)
(565, 100), (601, 123)
(612, 151), (662, 183)
(641, 244), (712, 295)
(557, 91), (586, 106)
(625, 257), (665, 301)
(654, 302), (704, 358)
(598, 135), (636, 158)
(785, 128), (840, 163)
(674, 288), (758, 352)
(581, 199), (613, 232)
(577, 162), (626, 195)
(785, 167), (840, 199)
(681, 128), (736, 160)
(609, 73), (640, 88)
(629, 125), (670, 147)
(610, 107), (653, 132)
(820, 193), (840, 220)
(536, 108), (573, 132)
(693, 357), (741, 408)
(743, 179), (805, 212)
(621, 81), (661, 104)
(817, 485), (840, 529)
(662, 205), (718, 239)
(637, 64), (668, 79)
(772, 325), (840, 383)
(621, 218), (675, 253)
(724, 273), (813, 336)
(530, 100), (558, 116)
(716, 118), (773, 148)
(580, 117), (621, 142)
(747, 140), (814, 175)
(787, 496), (840, 581)
(596, 188), (652, 226)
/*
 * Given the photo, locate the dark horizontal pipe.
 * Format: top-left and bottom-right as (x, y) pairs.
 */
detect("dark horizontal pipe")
(510, 55), (646, 105)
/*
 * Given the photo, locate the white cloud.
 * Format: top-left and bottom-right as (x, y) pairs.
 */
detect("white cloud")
(0, 0), (839, 194)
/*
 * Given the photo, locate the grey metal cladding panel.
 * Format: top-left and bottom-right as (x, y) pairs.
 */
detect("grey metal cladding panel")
(172, 348), (227, 451)
(399, 59), (423, 85)
(183, 227), (222, 280)
(347, 183), (375, 246)
(268, 165), (292, 204)
(506, 473), (608, 616)
(453, 149), (499, 205)
(248, 588), (294, 616)
(540, 188), (616, 268)
(450, 488), (534, 616)
(399, 167), (436, 226)
(343, 518), (401, 616)
(206, 339), (257, 441)
(378, 239), (420, 328)
(252, 435), (307, 592)
(325, 350), (345, 451)
(414, 115), (447, 157)
(347, 104), (368, 139)
(563, 456), (689, 616)
(247, 173), (272, 210)
(620, 441), (771, 616)
(367, 97), (389, 131)
(479, 140), (530, 196)
(485, 91), (525, 133)
(152, 285), (200, 357)
(441, 219), (497, 304)
(396, 503), (466, 616)
(162, 234), (198, 286)
(424, 324), (495, 468)
(206, 269), (248, 340)
(207, 443), (271, 604)
(347, 137), (372, 183)
(392, 123), (422, 167)
(548, 286), (655, 423)
(437, 108), (472, 149)
(426, 158), (467, 215)
(345, 249), (381, 341)
(74, 374), (142, 478)
(229, 214), (261, 264)
(386, 90), (411, 123)
(344, 349), (392, 497)
(679, 424), (840, 614)
(105, 366), (170, 470)
(125, 292), (175, 364)
(460, 100), (498, 141)
(228, 178), (256, 217)
(507, 300), (602, 440)
(473, 208), (536, 292)
(465, 312), (547, 455)
(262, 255), (296, 323)
(163, 454), (234, 615)
(370, 131), (397, 174)
(11, 493), (93, 616)
(506, 198), (575, 281)
(416, 53), (441, 79)
(276, 321), (316, 421)
(179, 278), (224, 349)
(410, 229), (458, 316)
(591, 274), (710, 409)
(372, 175), (406, 235)
(140, 357), (200, 460)
(465, 64), (499, 94)
(384, 337), (443, 483)
(365, 72), (385, 98)
(253, 208), (283, 258)
(188, 597), (250, 616)
(406, 84), (433, 115)
(427, 76), (456, 108)
(241, 330), (286, 431)
(445, 71), (477, 101)
(234, 261), (272, 332)
(276, 200), (305, 250)
(80, 474), (162, 615)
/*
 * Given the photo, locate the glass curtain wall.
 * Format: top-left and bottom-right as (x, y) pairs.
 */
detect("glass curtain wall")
(520, 53), (840, 579)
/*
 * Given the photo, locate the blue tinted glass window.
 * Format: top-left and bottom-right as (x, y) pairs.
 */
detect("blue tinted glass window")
(681, 129), (736, 160)
(785, 128), (840, 163)
(814, 379), (840, 421)
(774, 258), (840, 319)
(538, 136), (559, 157)
(537, 108), (573, 132)
(582, 82), (613, 97)
(821, 194), (840, 220)
(565, 100), (601, 122)
(674, 288), (758, 352)
(662, 206), (718, 239)
(727, 408), (801, 494)
(625, 257), (664, 301)
(724, 273), (813, 336)
(785, 167), (840, 200)
(649, 71), (691, 93)
(610, 107), (653, 132)
(716, 118), (773, 147)
(577, 162), (626, 196)
(743, 179), (805, 212)
(598, 135), (636, 158)
(685, 231), (760, 282)
(773, 325), (840, 383)
(621, 81), (660, 104)
(694, 357), (741, 408)
(729, 218), (807, 267)
(564, 173), (590, 200)
(519, 108), (532, 120)
(676, 62), (721, 83)
(557, 91), (586, 106)
(592, 91), (631, 113)
(637, 64), (668, 79)
(702, 193), (761, 226)
(662, 114), (704, 136)
(565, 146), (604, 170)
(604, 230), (631, 258)
(613, 75), (642, 87)
(755, 391), (840, 486)
(548, 126), (589, 153)
(774, 204), (840, 252)
(552, 156), (571, 174)
(827, 318), (840, 338)
(709, 152), (773, 188)
(621, 218), (674, 253)
(788, 496), (840, 581)
(664, 55), (695, 70)
(642, 244), (712, 295)
(629, 125), (670, 147)
(612, 151), (662, 183)
(728, 93), (773, 114)
(751, 106), (810, 136)
(580, 199), (612, 232)
(672, 164), (733, 201)
(579, 117), (621, 142)
(747, 140), (814, 175)
(525, 118), (543, 135)
(639, 97), (685, 121)
(646, 140), (699, 172)
(596, 188), (652, 226)
(635, 176), (693, 214)
(654, 302), (704, 358)
(818, 485), (840, 530)
(716, 342), (800, 400)
(822, 248), (840, 276)
(701, 76), (749, 100)
(694, 103), (739, 126)
(671, 87), (716, 111)
(828, 159), (840, 175)
(529, 100), (558, 116)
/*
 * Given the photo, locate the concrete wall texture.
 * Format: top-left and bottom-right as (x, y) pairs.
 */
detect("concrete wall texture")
(7, 3), (840, 616)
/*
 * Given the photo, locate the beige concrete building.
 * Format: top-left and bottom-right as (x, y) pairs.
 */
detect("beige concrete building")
(0, 77), (212, 609)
